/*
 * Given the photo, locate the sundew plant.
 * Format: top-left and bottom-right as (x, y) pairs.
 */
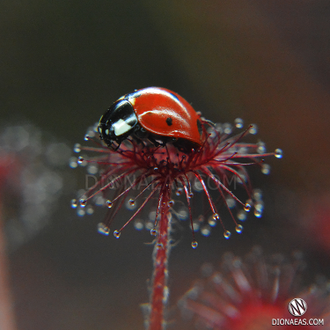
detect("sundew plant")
(179, 247), (329, 330)
(71, 88), (282, 330)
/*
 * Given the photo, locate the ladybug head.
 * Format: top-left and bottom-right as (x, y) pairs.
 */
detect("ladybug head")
(98, 99), (138, 149)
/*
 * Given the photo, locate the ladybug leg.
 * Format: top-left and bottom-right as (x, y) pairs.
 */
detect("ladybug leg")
(133, 125), (165, 148)
(172, 138), (200, 153)
(131, 124), (149, 147)
(133, 135), (146, 148)
(109, 140), (121, 151)
(134, 124), (147, 139)
(146, 135), (163, 147)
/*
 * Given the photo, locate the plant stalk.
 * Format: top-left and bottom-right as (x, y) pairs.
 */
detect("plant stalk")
(148, 190), (171, 330)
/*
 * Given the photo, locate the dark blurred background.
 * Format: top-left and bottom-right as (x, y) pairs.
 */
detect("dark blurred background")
(1, 1), (330, 329)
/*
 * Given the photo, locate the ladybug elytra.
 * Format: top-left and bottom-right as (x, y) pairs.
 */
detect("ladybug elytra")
(98, 87), (203, 151)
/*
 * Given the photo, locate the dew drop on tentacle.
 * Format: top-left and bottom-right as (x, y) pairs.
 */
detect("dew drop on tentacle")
(257, 141), (266, 154)
(235, 224), (243, 233)
(244, 202), (252, 212)
(208, 216), (217, 227)
(73, 143), (81, 153)
(237, 146), (248, 154)
(113, 230), (121, 238)
(77, 208), (85, 217)
(156, 243), (164, 250)
(71, 199), (78, 208)
(261, 163), (271, 175)
(150, 228), (157, 236)
(201, 225), (211, 237)
(191, 240), (198, 249)
(175, 187), (183, 196)
(192, 220), (200, 232)
(225, 197), (235, 209)
(223, 230), (231, 239)
(223, 123), (232, 134)
(254, 209), (262, 218)
(87, 164), (98, 175)
(79, 198), (87, 208)
(177, 207), (188, 220)
(145, 221), (155, 230)
(193, 180), (203, 192)
(97, 223), (110, 235)
(69, 156), (78, 168)
(254, 201), (264, 212)
(249, 124), (258, 134)
(237, 210), (247, 221)
(106, 200), (113, 208)
(126, 198), (136, 211)
(77, 156), (84, 164)
(234, 118), (244, 129)
(274, 148), (283, 159)
(134, 219), (144, 230)
(86, 205), (94, 215)
(252, 189), (263, 201)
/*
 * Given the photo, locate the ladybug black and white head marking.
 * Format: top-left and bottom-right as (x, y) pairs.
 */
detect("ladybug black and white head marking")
(98, 99), (138, 149)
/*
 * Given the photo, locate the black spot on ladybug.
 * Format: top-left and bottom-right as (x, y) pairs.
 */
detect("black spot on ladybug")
(166, 117), (173, 126)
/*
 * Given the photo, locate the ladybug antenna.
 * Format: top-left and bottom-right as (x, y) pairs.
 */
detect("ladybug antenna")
(110, 140), (121, 151)
(201, 117), (216, 127)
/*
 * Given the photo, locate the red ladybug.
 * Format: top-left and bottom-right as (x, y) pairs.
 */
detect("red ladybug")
(98, 87), (203, 151)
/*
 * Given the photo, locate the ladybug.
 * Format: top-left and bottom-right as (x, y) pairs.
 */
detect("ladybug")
(98, 87), (203, 151)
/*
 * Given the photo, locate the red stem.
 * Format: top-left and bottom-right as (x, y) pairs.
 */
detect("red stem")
(148, 189), (171, 330)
